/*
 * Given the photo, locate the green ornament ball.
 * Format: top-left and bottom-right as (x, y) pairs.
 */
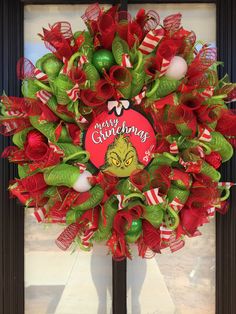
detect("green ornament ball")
(92, 49), (115, 73)
(125, 219), (142, 243)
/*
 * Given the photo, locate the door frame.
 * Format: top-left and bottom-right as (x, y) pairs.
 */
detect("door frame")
(0, 0), (236, 313)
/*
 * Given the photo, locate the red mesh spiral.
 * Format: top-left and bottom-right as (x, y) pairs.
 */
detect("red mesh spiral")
(56, 223), (80, 250)
(52, 21), (73, 40)
(17, 57), (35, 80)
(109, 65), (132, 88)
(163, 13), (182, 33)
(98, 13), (116, 49)
(151, 166), (171, 194)
(142, 220), (161, 253)
(68, 67), (86, 84)
(216, 109), (236, 136)
(96, 79), (115, 100)
(143, 10), (160, 32)
(81, 3), (101, 23)
(187, 46), (217, 78)
(80, 89), (106, 107)
(127, 21), (143, 48)
(129, 169), (150, 191)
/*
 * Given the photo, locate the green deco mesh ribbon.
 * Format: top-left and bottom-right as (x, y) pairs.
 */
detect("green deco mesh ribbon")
(112, 35), (129, 65)
(36, 53), (63, 80)
(83, 63), (100, 90)
(21, 79), (41, 99)
(147, 76), (182, 100)
(44, 163), (81, 188)
(130, 51), (145, 98)
(72, 186), (104, 211)
(93, 196), (118, 242)
(206, 131), (233, 162)
(46, 96), (74, 122)
(29, 116), (71, 143)
(51, 74), (74, 105)
(142, 204), (164, 228)
(167, 185), (190, 204)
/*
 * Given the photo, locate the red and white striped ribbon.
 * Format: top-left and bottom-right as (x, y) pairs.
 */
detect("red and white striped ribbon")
(75, 114), (88, 124)
(143, 188), (164, 205)
(48, 141), (65, 157)
(169, 197), (184, 211)
(179, 158), (201, 172)
(78, 55), (88, 68)
(198, 127), (212, 142)
(160, 223), (173, 242)
(74, 162), (87, 173)
(121, 53), (133, 68)
(196, 145), (205, 158)
(60, 57), (69, 74)
(132, 90), (146, 105)
(66, 83), (80, 102)
(170, 141), (179, 154)
(169, 236), (185, 253)
(6, 110), (26, 118)
(36, 90), (52, 104)
(139, 30), (164, 55)
(199, 87), (214, 98)
(159, 58), (171, 76)
(116, 194), (125, 210)
(207, 206), (215, 218)
(218, 182), (235, 188)
(34, 68), (48, 82)
(34, 207), (47, 222)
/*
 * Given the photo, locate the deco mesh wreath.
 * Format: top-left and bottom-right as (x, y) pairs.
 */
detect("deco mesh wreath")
(1, 4), (236, 260)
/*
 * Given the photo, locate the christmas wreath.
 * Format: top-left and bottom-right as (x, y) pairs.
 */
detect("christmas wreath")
(1, 4), (236, 260)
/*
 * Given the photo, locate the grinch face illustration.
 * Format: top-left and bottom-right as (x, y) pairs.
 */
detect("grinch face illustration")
(101, 134), (143, 177)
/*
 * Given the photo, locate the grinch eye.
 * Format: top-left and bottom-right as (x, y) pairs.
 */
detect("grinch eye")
(112, 158), (121, 167)
(125, 157), (133, 166)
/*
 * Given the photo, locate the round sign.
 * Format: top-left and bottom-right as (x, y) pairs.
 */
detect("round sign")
(84, 107), (156, 177)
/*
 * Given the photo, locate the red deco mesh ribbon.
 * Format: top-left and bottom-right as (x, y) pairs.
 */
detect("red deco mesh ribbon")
(107, 204), (143, 260)
(163, 13), (182, 33)
(150, 166), (171, 194)
(138, 220), (161, 257)
(129, 169), (150, 191)
(56, 207), (99, 250)
(39, 22), (75, 60)
(187, 46), (217, 79)
(98, 13), (116, 49)
(0, 96), (33, 135)
(17, 57), (35, 80)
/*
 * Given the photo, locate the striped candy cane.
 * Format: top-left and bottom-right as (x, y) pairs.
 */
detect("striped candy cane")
(60, 57), (69, 74)
(159, 58), (171, 76)
(160, 223), (173, 242)
(36, 90), (52, 104)
(132, 90), (146, 105)
(116, 194), (125, 210)
(121, 54), (133, 68)
(75, 114), (88, 124)
(169, 236), (185, 253)
(170, 141), (179, 154)
(218, 182), (235, 188)
(198, 127), (212, 142)
(66, 83), (80, 101)
(78, 55), (88, 68)
(139, 29), (164, 55)
(34, 68), (48, 82)
(207, 206), (215, 218)
(199, 87), (214, 98)
(74, 162), (87, 173)
(34, 207), (47, 222)
(169, 197), (184, 211)
(143, 188), (164, 205)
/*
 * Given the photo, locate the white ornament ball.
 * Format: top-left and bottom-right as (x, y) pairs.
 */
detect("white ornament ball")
(165, 56), (188, 80)
(73, 170), (93, 192)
